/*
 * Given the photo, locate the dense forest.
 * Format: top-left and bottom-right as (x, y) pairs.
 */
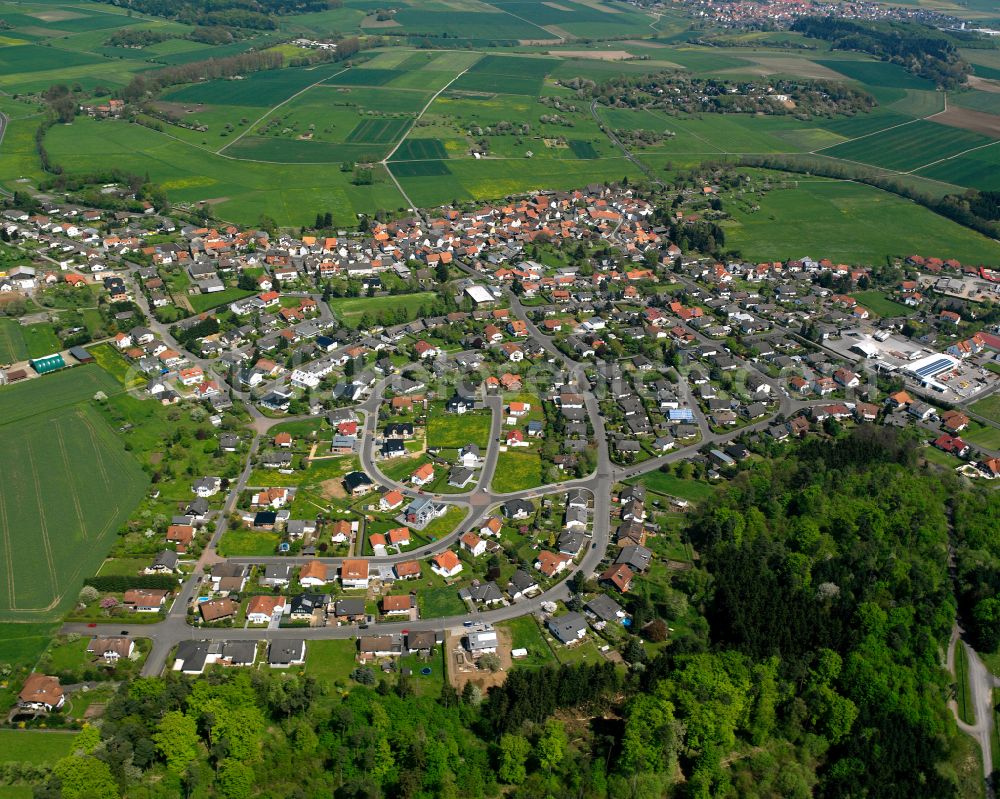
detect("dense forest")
(14, 427), (988, 799)
(791, 17), (970, 88)
(99, 0), (340, 29)
(571, 73), (874, 118)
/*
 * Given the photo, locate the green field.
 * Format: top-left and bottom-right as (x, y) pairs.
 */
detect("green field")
(500, 614), (557, 668)
(725, 177), (1000, 264)
(817, 59), (937, 90)
(21, 323), (62, 358)
(0, 367), (148, 621)
(426, 407), (492, 449)
(824, 120), (993, 173)
(849, 291), (910, 317)
(217, 530), (280, 557)
(0, 364), (120, 425)
(971, 395), (1000, 425)
(451, 55), (556, 96)
(491, 449), (543, 493)
(631, 471), (717, 503)
(963, 420), (1000, 450)
(304, 638), (357, 683)
(0, 729), (79, 764)
(0, 318), (28, 363)
(329, 292), (434, 327)
(165, 62), (347, 106)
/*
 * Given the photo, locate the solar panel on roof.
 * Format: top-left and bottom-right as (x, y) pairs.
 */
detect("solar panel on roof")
(913, 358), (951, 379)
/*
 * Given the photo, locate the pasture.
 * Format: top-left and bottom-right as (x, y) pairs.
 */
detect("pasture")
(0, 400), (148, 622)
(725, 177), (1000, 264)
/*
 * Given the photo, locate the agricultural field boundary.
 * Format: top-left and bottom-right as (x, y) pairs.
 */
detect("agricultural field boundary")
(217, 64), (351, 155)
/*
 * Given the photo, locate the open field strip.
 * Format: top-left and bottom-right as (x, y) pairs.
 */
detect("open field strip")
(217, 64), (351, 155)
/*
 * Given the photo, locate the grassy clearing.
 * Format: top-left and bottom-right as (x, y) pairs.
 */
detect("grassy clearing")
(87, 343), (143, 387)
(21, 323), (61, 358)
(0, 729), (79, 764)
(418, 584), (466, 618)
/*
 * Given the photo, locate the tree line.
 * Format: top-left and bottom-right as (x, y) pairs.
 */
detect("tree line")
(791, 17), (970, 89)
(98, 0), (341, 30)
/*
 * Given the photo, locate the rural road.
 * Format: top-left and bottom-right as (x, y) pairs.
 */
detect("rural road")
(948, 625), (997, 796)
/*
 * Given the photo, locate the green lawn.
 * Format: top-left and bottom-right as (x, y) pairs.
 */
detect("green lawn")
(42, 637), (91, 674)
(725, 177), (1000, 265)
(632, 471), (716, 503)
(0, 729), (79, 764)
(971, 395), (1000, 426)
(422, 505), (467, 541)
(304, 639), (357, 684)
(97, 557), (150, 577)
(217, 530), (280, 557)
(922, 445), (963, 470)
(426, 407), (492, 449)
(850, 291), (910, 318)
(491, 449), (543, 493)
